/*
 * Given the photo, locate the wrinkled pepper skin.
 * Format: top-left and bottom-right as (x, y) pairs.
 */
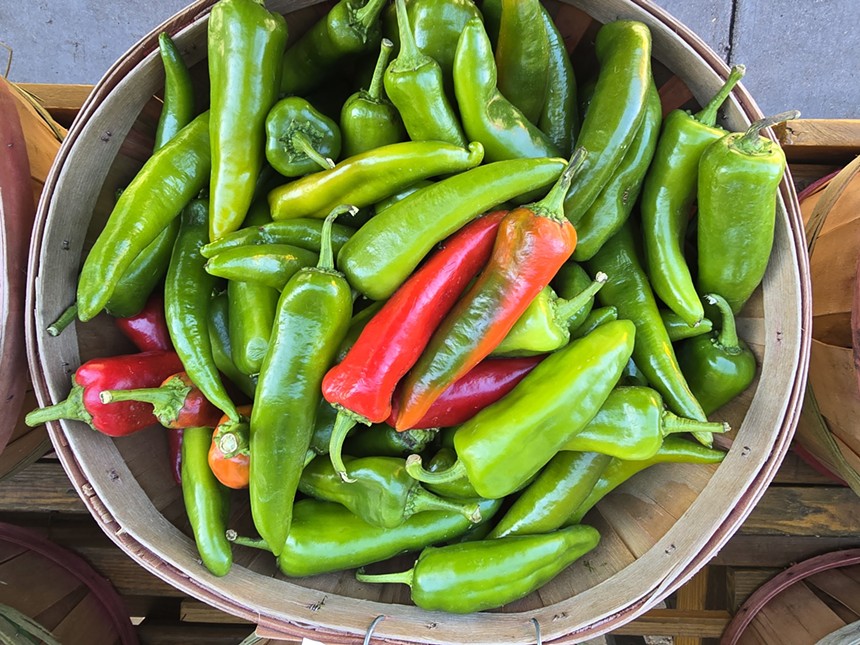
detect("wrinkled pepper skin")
(208, 0), (287, 242)
(355, 525), (600, 613)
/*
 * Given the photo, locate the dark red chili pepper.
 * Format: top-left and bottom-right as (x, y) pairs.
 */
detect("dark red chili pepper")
(97, 371), (223, 430)
(24, 351), (184, 437)
(386, 356), (543, 429)
(394, 150), (583, 430)
(113, 292), (172, 352)
(324, 210), (506, 480)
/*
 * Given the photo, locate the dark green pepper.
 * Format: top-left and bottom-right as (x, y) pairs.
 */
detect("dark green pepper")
(676, 293), (757, 414)
(422, 447), (481, 500)
(265, 96), (342, 177)
(204, 244), (319, 290)
(344, 424), (436, 458)
(153, 32), (196, 151)
(299, 455), (481, 528)
(207, 292), (257, 399)
(552, 261), (597, 331)
(355, 525), (600, 613)
(537, 5), (579, 156)
(570, 305), (618, 340)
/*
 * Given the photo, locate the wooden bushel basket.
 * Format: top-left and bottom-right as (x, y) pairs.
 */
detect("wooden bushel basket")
(25, 0), (811, 642)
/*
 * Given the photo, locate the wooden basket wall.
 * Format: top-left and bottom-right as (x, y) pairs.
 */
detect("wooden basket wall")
(25, 0), (811, 643)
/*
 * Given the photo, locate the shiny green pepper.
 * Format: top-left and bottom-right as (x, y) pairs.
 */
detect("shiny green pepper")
(265, 96), (342, 177)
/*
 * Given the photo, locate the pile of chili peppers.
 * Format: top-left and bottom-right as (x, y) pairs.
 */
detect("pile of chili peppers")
(27, 0), (797, 615)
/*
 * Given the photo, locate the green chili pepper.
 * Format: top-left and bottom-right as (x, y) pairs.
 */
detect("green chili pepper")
(249, 207), (353, 557)
(384, 0), (467, 147)
(422, 447), (481, 500)
(490, 272), (608, 357)
(572, 81), (662, 261)
(619, 358), (649, 388)
(340, 38), (406, 157)
(373, 179), (433, 214)
(339, 156), (565, 300)
(641, 66), (746, 326)
(487, 451), (611, 539)
(265, 97), (341, 177)
(676, 293), (757, 414)
(154, 32), (196, 150)
(299, 455), (481, 528)
(76, 112), (211, 322)
(268, 139), (483, 220)
(566, 436), (726, 524)
(697, 111), (798, 313)
(279, 0), (387, 96)
(165, 199), (238, 421)
(335, 300), (386, 362)
(570, 305), (618, 340)
(453, 18), (560, 162)
(563, 21), (651, 224)
(181, 426), (232, 576)
(552, 262), (597, 331)
(344, 425), (437, 458)
(207, 292), (257, 399)
(406, 319), (635, 499)
(662, 310), (714, 342)
(208, 0), (287, 242)
(204, 244), (319, 290)
(562, 386), (728, 460)
(585, 220), (712, 445)
(229, 497), (501, 577)
(538, 5), (579, 156)
(199, 218), (354, 259)
(355, 525), (600, 613)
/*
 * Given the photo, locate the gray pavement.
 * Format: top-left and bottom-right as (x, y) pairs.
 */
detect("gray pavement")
(0, 1), (857, 119)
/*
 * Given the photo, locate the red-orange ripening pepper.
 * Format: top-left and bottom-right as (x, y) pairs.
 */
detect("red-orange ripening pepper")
(394, 149), (585, 430)
(209, 404), (252, 490)
(324, 210), (507, 481)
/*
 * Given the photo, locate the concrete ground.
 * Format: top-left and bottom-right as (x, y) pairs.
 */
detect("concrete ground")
(0, 0), (857, 120)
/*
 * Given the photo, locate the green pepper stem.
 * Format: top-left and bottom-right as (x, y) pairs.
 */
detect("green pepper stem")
(368, 39), (394, 101)
(404, 454), (468, 485)
(355, 567), (415, 588)
(318, 205), (357, 271)
(408, 487), (483, 523)
(225, 530), (270, 551)
(290, 132), (335, 171)
(531, 147), (587, 219)
(555, 272), (608, 323)
(217, 422), (250, 458)
(734, 110), (801, 155)
(98, 379), (192, 423)
(392, 0), (424, 69)
(24, 385), (90, 427)
(353, 0), (388, 32)
(704, 293), (744, 353)
(47, 303), (78, 337)
(661, 410), (730, 437)
(329, 409), (361, 482)
(694, 65), (746, 127)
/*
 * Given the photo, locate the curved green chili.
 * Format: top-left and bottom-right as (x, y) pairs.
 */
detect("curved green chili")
(204, 244), (319, 290)
(538, 5), (579, 156)
(154, 32), (196, 150)
(199, 218), (354, 259)
(207, 292), (257, 399)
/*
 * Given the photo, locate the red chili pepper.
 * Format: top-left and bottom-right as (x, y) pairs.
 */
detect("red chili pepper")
(114, 292), (172, 352)
(323, 210), (506, 480)
(24, 351), (185, 437)
(208, 404), (252, 489)
(386, 355), (543, 429)
(394, 150), (584, 430)
(97, 371), (224, 430)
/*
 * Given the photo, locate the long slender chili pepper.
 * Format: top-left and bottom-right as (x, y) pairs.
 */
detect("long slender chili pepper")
(538, 5), (579, 156)
(324, 211), (506, 481)
(204, 244), (320, 290)
(199, 218), (354, 259)
(394, 150), (583, 430)
(154, 32), (196, 150)
(207, 292), (258, 399)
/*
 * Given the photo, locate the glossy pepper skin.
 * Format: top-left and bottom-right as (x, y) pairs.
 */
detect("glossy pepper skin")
(300, 456), (481, 528)
(204, 243), (319, 290)
(561, 386), (728, 460)
(249, 209), (353, 557)
(394, 153), (582, 430)
(339, 156), (565, 301)
(25, 351), (184, 436)
(166, 199), (238, 422)
(340, 38), (406, 157)
(208, 0), (287, 242)
(279, 0), (387, 96)
(453, 18), (560, 163)
(406, 319), (636, 499)
(552, 261), (598, 331)
(422, 447), (480, 500)
(563, 21), (651, 224)
(208, 405), (251, 489)
(268, 140), (483, 220)
(355, 525), (600, 613)
(385, 0), (467, 147)
(265, 97), (341, 177)
(697, 112), (796, 313)
(181, 426), (232, 576)
(324, 212), (505, 479)
(572, 81), (662, 262)
(537, 5), (579, 157)
(663, 310), (714, 342)
(76, 112), (211, 321)
(154, 32), (196, 151)
(586, 220), (712, 445)
(200, 217), (354, 260)
(571, 305), (619, 340)
(676, 293), (757, 415)
(114, 293), (172, 353)
(207, 292), (258, 400)
(344, 425), (437, 458)
(641, 66), (746, 326)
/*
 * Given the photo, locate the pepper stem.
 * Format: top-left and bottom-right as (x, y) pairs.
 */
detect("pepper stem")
(661, 410), (730, 437)
(353, 0), (388, 32)
(405, 454), (468, 485)
(694, 65), (746, 127)
(47, 303), (78, 337)
(317, 205), (357, 271)
(329, 410), (360, 482)
(734, 110), (801, 155)
(555, 272), (608, 323)
(368, 39), (394, 101)
(392, 0), (424, 69)
(290, 132), (335, 171)
(24, 385), (90, 427)
(98, 378), (192, 425)
(704, 293), (744, 353)
(355, 567), (415, 588)
(408, 487), (483, 523)
(217, 421), (250, 458)
(531, 147), (587, 219)
(225, 530), (270, 551)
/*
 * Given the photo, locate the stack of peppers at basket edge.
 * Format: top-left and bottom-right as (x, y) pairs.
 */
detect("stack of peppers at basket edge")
(26, 0), (797, 614)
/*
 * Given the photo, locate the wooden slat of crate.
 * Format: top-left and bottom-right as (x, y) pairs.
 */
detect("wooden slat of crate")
(726, 567), (780, 611)
(776, 119), (860, 164)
